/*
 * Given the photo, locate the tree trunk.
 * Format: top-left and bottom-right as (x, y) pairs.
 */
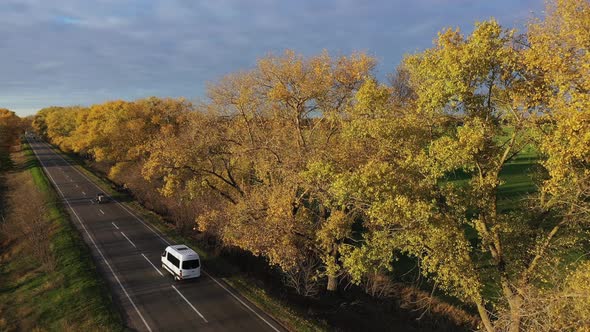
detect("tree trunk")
(508, 312), (521, 332)
(507, 295), (523, 332)
(326, 242), (339, 292)
(326, 273), (338, 292)
(499, 276), (524, 332)
(475, 300), (495, 332)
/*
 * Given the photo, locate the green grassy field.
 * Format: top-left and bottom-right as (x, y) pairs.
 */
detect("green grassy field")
(497, 147), (538, 206)
(0, 144), (123, 331)
(446, 147), (539, 205)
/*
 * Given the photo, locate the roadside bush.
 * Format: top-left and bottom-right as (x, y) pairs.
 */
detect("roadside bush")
(283, 255), (322, 298)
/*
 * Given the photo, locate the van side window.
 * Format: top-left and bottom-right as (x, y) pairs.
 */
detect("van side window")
(167, 253), (180, 268)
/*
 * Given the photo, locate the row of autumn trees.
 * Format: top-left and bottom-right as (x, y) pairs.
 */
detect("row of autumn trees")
(0, 109), (26, 169)
(33, 1), (588, 330)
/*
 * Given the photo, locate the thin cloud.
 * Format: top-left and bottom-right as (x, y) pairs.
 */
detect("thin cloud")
(0, 0), (544, 116)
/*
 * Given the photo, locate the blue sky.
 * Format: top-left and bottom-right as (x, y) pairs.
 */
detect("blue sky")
(1, 0), (543, 116)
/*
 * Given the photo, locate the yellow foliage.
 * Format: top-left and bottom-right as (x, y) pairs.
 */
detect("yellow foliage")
(0, 108), (23, 148)
(29, 4), (589, 327)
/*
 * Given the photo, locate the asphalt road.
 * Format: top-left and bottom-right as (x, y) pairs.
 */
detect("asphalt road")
(27, 137), (286, 332)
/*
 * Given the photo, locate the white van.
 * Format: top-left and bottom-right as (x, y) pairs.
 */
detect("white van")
(161, 245), (201, 280)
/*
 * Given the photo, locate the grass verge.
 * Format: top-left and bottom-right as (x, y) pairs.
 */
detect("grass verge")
(52, 146), (327, 331)
(0, 143), (123, 331)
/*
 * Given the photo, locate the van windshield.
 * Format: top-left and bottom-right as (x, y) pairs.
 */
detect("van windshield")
(182, 259), (200, 270)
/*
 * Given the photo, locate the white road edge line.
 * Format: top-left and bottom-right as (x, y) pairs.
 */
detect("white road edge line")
(171, 285), (208, 323)
(112, 222), (119, 230)
(121, 231), (136, 248)
(41, 141), (282, 332)
(99, 209), (105, 215)
(28, 139), (153, 332)
(203, 271), (281, 332)
(141, 254), (164, 276)
(82, 191), (86, 196)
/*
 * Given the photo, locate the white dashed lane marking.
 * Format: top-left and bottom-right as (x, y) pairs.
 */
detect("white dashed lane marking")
(172, 285), (208, 323)
(121, 231), (136, 248)
(141, 254), (164, 277)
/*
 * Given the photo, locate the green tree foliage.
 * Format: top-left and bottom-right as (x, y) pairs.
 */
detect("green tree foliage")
(526, 0), (590, 222)
(331, 12), (589, 332)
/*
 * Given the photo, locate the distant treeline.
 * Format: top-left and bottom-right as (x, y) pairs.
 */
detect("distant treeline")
(0, 108), (26, 169)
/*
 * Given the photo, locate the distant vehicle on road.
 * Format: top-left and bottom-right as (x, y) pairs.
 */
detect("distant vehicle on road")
(162, 245), (201, 280)
(94, 193), (108, 204)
